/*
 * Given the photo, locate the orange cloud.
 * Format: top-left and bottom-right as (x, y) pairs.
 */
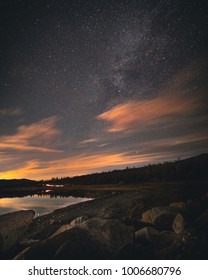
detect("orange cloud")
(1, 130), (207, 180)
(97, 94), (201, 132)
(0, 116), (62, 153)
(0, 152), (166, 180)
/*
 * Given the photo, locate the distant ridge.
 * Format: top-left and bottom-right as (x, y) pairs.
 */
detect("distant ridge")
(0, 179), (38, 188)
(181, 153), (208, 161)
(47, 153), (208, 185)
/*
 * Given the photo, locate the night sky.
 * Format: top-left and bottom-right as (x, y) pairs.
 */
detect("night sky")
(0, 0), (207, 180)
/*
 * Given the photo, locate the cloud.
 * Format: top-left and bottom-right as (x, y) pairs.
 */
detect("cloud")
(0, 108), (22, 117)
(1, 62), (207, 181)
(131, 132), (208, 157)
(99, 143), (108, 147)
(0, 151), (170, 180)
(97, 94), (201, 133)
(79, 138), (97, 144)
(0, 116), (62, 153)
(167, 57), (206, 91)
(1, 130), (207, 180)
(77, 138), (98, 148)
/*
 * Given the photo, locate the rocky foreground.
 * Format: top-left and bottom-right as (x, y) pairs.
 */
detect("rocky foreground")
(0, 183), (208, 260)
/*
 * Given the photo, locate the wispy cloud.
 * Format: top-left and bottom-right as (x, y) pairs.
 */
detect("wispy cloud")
(0, 62), (207, 181)
(98, 143), (109, 147)
(0, 151), (170, 180)
(0, 116), (62, 153)
(79, 138), (97, 144)
(0, 108), (22, 117)
(97, 94), (201, 133)
(1, 129), (207, 180)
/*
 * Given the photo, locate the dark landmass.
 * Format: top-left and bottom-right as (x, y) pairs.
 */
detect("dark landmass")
(0, 179), (42, 198)
(0, 179), (38, 188)
(1, 153), (207, 199)
(1, 153), (207, 198)
(0, 183), (111, 199)
(0, 154), (208, 260)
(0, 181), (208, 260)
(45, 153), (208, 185)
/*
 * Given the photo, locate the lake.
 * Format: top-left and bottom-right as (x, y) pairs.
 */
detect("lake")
(0, 194), (92, 216)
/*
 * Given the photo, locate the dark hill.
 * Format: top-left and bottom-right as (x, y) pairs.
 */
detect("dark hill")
(0, 179), (38, 189)
(47, 153), (208, 185)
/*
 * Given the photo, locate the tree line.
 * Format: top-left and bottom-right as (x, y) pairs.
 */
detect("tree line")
(46, 153), (208, 185)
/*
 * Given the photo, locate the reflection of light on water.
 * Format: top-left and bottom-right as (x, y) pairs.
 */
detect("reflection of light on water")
(0, 195), (92, 216)
(45, 184), (64, 188)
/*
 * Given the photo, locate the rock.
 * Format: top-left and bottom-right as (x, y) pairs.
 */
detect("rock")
(14, 227), (109, 260)
(141, 210), (152, 224)
(117, 243), (140, 260)
(15, 218), (134, 259)
(0, 210), (35, 255)
(78, 218), (134, 256)
(53, 228), (109, 259)
(169, 202), (187, 209)
(50, 215), (89, 238)
(13, 246), (31, 260)
(150, 230), (179, 259)
(135, 227), (159, 243)
(70, 215), (89, 226)
(124, 219), (154, 231)
(172, 213), (186, 233)
(50, 224), (73, 238)
(141, 207), (177, 230)
(120, 231), (179, 260)
(19, 239), (40, 247)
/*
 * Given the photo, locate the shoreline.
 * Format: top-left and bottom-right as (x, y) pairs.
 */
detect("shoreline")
(0, 181), (208, 260)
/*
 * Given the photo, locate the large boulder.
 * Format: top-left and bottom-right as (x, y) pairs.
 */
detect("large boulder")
(149, 230), (180, 259)
(14, 218), (134, 259)
(169, 201), (187, 209)
(119, 230), (179, 260)
(135, 227), (159, 243)
(141, 207), (177, 230)
(14, 227), (109, 260)
(78, 218), (134, 256)
(0, 210), (35, 256)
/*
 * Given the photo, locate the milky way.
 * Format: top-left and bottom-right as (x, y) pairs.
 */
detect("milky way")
(0, 0), (207, 179)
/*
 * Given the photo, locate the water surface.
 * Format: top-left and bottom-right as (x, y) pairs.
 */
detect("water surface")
(0, 194), (91, 216)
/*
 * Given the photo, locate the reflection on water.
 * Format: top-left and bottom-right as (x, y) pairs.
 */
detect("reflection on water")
(0, 194), (92, 216)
